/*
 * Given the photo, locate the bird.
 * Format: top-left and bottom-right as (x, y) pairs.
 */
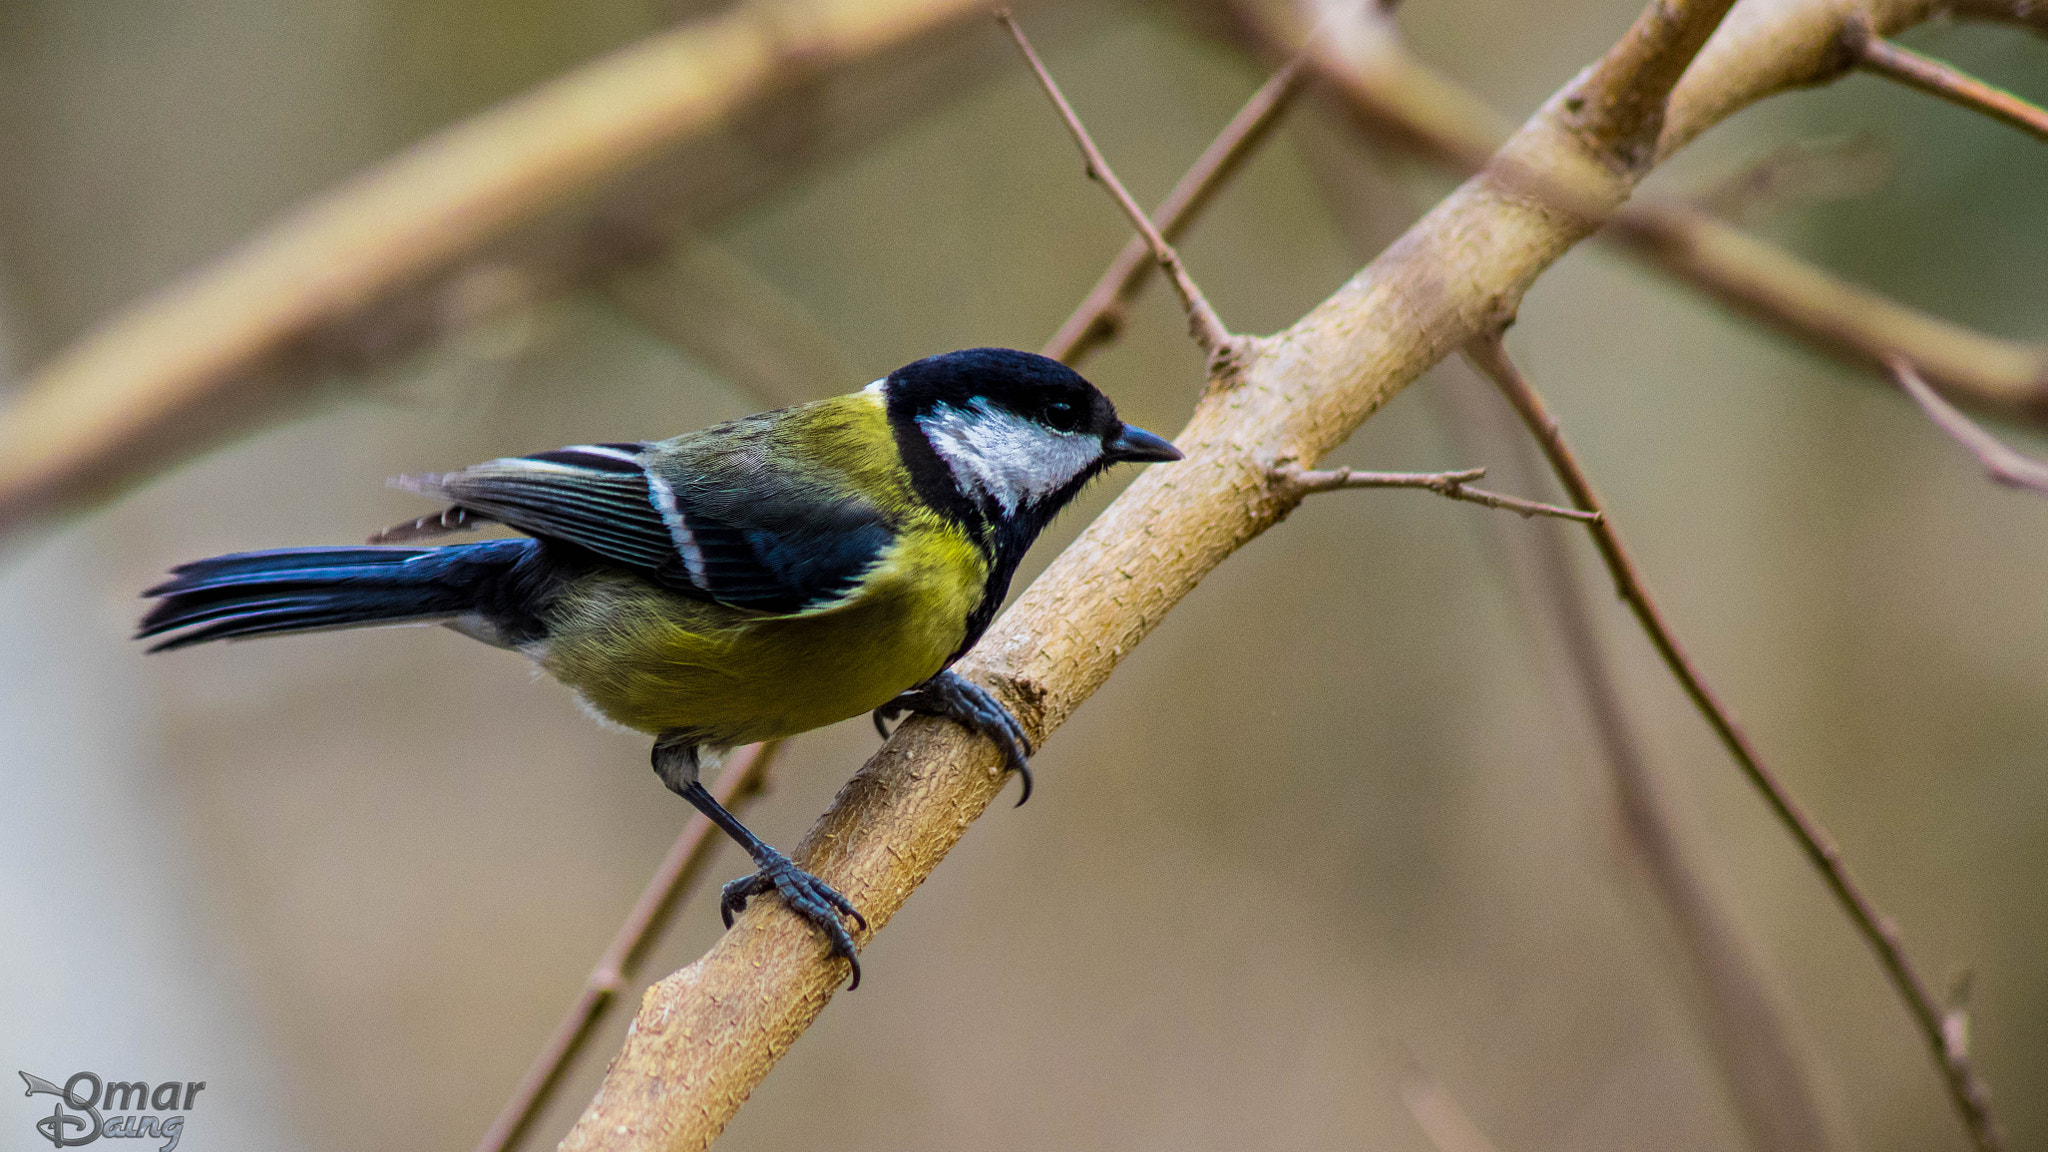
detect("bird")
(137, 347), (1182, 987)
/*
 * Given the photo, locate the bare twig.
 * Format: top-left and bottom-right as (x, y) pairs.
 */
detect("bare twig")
(1888, 356), (2048, 495)
(475, 741), (781, 1152)
(1430, 362), (1851, 1152)
(1274, 462), (1601, 521)
(1044, 54), (1306, 366)
(1860, 38), (2048, 143)
(997, 10), (1237, 365)
(1463, 328), (2004, 1152)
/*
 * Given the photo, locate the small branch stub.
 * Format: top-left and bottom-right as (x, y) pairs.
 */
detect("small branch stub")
(1272, 462), (1601, 522)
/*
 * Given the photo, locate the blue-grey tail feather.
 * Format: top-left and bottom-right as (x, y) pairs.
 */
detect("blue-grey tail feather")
(138, 539), (536, 652)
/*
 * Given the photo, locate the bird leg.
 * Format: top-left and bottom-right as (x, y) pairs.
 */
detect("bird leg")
(872, 669), (1034, 805)
(651, 739), (866, 989)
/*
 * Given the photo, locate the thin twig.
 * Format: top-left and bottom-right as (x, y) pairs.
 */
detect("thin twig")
(474, 740), (781, 1152)
(1861, 39), (2048, 144)
(1889, 356), (2048, 496)
(996, 10), (1236, 364)
(1275, 463), (1601, 521)
(1463, 328), (2005, 1152)
(1431, 362), (1851, 1152)
(1042, 54), (1305, 367)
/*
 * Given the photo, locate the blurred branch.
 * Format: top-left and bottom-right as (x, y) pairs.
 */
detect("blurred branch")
(1859, 37), (2048, 143)
(1044, 54), (1307, 366)
(999, 11), (1238, 367)
(1224, 0), (2048, 421)
(558, 0), (1756, 1144)
(1463, 328), (2004, 1152)
(1272, 462), (1601, 521)
(0, 0), (1028, 539)
(1400, 1068), (1510, 1152)
(1601, 202), (2048, 414)
(475, 741), (780, 1152)
(1693, 133), (1891, 225)
(1888, 356), (2048, 495)
(1431, 359), (1853, 1152)
(603, 231), (853, 410)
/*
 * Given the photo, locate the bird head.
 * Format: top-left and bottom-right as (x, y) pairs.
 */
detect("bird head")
(877, 348), (1182, 537)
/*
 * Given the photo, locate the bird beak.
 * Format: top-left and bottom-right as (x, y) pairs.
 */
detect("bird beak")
(1105, 424), (1183, 463)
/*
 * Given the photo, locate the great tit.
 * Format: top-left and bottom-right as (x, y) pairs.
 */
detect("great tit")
(138, 347), (1182, 985)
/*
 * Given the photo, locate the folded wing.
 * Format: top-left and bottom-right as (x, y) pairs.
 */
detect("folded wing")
(400, 439), (892, 614)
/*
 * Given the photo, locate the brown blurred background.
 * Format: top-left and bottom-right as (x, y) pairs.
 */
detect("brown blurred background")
(3, 2), (2047, 1151)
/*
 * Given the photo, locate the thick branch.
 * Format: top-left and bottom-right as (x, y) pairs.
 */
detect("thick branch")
(1568, 0), (1746, 168)
(0, 0), (1011, 538)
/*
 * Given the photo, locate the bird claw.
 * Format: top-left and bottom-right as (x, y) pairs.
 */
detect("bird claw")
(722, 851), (867, 989)
(871, 670), (1034, 805)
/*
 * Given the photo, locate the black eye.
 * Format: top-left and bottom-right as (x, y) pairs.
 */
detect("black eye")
(1044, 400), (1082, 432)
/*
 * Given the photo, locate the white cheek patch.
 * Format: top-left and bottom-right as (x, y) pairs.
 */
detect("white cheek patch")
(920, 400), (1103, 514)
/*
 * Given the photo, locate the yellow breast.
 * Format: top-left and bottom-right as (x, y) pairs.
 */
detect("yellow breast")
(535, 518), (988, 743)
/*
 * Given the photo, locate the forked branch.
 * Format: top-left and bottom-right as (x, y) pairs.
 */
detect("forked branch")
(1463, 328), (2004, 1152)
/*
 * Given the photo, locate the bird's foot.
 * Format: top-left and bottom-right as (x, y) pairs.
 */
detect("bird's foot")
(722, 850), (867, 989)
(872, 669), (1034, 805)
